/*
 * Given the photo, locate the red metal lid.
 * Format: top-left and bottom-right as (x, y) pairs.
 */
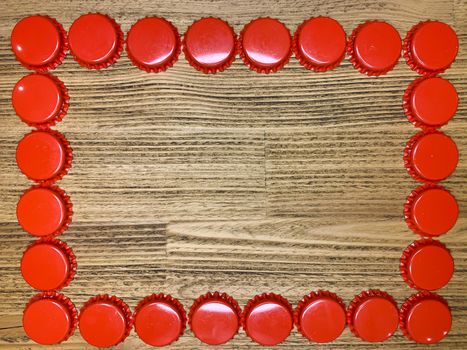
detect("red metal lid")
(183, 17), (237, 73)
(404, 131), (458, 182)
(189, 291), (241, 345)
(23, 292), (77, 345)
(404, 77), (458, 128)
(347, 21), (401, 76)
(404, 21), (458, 75)
(79, 295), (133, 347)
(239, 18), (292, 73)
(21, 237), (76, 291)
(295, 290), (346, 343)
(400, 239), (453, 291)
(134, 293), (186, 347)
(16, 130), (72, 183)
(12, 73), (69, 128)
(126, 17), (180, 73)
(68, 13), (123, 69)
(16, 185), (72, 237)
(243, 293), (293, 346)
(405, 185), (458, 237)
(11, 15), (68, 71)
(400, 291), (451, 344)
(293, 17), (346, 71)
(347, 290), (399, 342)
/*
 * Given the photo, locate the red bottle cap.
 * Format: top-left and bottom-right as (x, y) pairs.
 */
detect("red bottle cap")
(239, 18), (292, 73)
(79, 295), (133, 348)
(400, 239), (454, 291)
(126, 17), (180, 73)
(11, 15), (68, 71)
(347, 21), (401, 76)
(404, 131), (458, 183)
(189, 291), (241, 345)
(347, 290), (399, 342)
(16, 130), (72, 183)
(400, 291), (451, 344)
(404, 21), (458, 75)
(405, 185), (458, 237)
(17, 185), (72, 237)
(243, 293), (293, 346)
(134, 293), (186, 347)
(21, 237), (76, 291)
(23, 292), (77, 345)
(183, 17), (237, 73)
(68, 13), (123, 69)
(295, 290), (346, 343)
(12, 73), (69, 128)
(404, 77), (458, 128)
(293, 17), (346, 72)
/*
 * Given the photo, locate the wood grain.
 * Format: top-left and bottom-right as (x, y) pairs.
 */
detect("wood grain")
(0, 0), (465, 349)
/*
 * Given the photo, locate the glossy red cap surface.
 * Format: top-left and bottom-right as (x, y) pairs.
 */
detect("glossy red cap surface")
(404, 131), (458, 182)
(293, 17), (346, 71)
(405, 185), (458, 237)
(17, 186), (72, 237)
(348, 21), (401, 76)
(404, 21), (458, 75)
(23, 292), (77, 345)
(183, 17), (237, 73)
(134, 294), (186, 347)
(16, 130), (72, 183)
(239, 18), (292, 73)
(69, 13), (123, 69)
(11, 15), (67, 71)
(400, 292), (451, 344)
(21, 238), (76, 290)
(404, 77), (458, 128)
(12, 73), (69, 128)
(243, 293), (293, 346)
(400, 239), (453, 291)
(189, 291), (241, 345)
(347, 290), (399, 342)
(126, 17), (180, 73)
(79, 295), (133, 348)
(295, 290), (346, 343)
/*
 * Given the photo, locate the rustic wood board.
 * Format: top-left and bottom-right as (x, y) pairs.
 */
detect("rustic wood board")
(0, 0), (465, 349)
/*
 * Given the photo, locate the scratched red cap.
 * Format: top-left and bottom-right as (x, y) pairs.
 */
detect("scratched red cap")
(405, 185), (458, 237)
(404, 77), (458, 128)
(11, 15), (68, 71)
(347, 290), (399, 342)
(79, 295), (133, 348)
(404, 131), (458, 183)
(400, 239), (454, 291)
(183, 17), (237, 73)
(243, 293), (293, 346)
(347, 21), (401, 76)
(68, 13), (123, 69)
(16, 130), (72, 183)
(17, 185), (72, 237)
(12, 73), (69, 128)
(134, 293), (186, 347)
(23, 292), (77, 345)
(239, 18), (292, 73)
(21, 237), (76, 291)
(126, 17), (180, 73)
(400, 291), (451, 344)
(189, 291), (241, 345)
(295, 290), (346, 343)
(293, 17), (346, 72)
(404, 21), (458, 75)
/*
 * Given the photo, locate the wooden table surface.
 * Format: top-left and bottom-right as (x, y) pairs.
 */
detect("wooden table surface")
(0, 0), (465, 349)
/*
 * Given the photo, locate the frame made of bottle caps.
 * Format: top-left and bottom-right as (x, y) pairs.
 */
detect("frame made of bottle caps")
(11, 13), (459, 347)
